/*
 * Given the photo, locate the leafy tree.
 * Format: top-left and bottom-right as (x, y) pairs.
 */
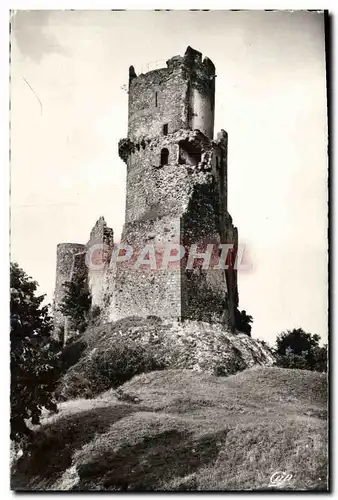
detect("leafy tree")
(235, 309), (253, 336)
(274, 328), (327, 372)
(275, 347), (309, 370)
(312, 344), (328, 372)
(59, 277), (91, 334)
(10, 263), (61, 442)
(275, 328), (320, 355)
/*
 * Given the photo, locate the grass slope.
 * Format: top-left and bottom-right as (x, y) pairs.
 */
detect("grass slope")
(12, 366), (328, 491)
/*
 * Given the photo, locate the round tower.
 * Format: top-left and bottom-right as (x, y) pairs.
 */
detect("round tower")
(184, 46), (216, 140)
(119, 46), (216, 224)
(127, 46), (215, 142)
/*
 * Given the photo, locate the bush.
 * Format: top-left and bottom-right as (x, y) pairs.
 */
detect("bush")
(234, 309), (253, 336)
(56, 372), (94, 401)
(274, 329), (327, 372)
(61, 339), (88, 372)
(87, 341), (166, 390)
(59, 339), (167, 400)
(89, 305), (101, 326)
(214, 345), (247, 376)
(59, 277), (91, 334)
(312, 345), (328, 372)
(275, 347), (309, 370)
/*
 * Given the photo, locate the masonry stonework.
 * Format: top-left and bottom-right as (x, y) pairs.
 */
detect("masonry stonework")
(53, 243), (86, 336)
(53, 46), (239, 337)
(86, 216), (114, 310)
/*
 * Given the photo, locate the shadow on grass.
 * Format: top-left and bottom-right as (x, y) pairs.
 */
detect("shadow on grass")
(11, 404), (138, 491)
(74, 429), (229, 491)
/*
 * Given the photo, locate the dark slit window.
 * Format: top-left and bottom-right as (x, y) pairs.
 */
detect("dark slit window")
(155, 92), (158, 107)
(160, 148), (169, 166)
(163, 124), (168, 135)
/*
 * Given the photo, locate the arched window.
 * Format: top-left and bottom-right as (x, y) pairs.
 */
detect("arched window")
(160, 148), (169, 166)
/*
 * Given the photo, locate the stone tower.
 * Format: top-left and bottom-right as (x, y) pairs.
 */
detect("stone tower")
(114, 46), (239, 327)
(53, 47), (240, 336)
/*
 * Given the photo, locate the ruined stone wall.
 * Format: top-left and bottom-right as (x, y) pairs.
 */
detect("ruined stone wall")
(70, 251), (87, 282)
(190, 87), (214, 139)
(212, 130), (228, 218)
(128, 67), (188, 141)
(112, 131), (237, 324)
(223, 222), (239, 327)
(53, 243), (86, 335)
(115, 82), (238, 326)
(121, 129), (213, 223)
(180, 173), (229, 324)
(108, 167), (237, 325)
(212, 131), (239, 326)
(127, 47), (215, 142)
(124, 140), (179, 223)
(86, 216), (114, 310)
(53, 218), (114, 340)
(184, 46), (215, 139)
(107, 215), (182, 321)
(63, 250), (88, 343)
(53, 47), (239, 332)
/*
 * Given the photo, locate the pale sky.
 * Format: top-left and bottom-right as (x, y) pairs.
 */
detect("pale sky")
(10, 10), (328, 344)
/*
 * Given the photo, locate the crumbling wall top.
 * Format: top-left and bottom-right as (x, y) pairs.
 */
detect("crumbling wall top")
(87, 217), (114, 246)
(216, 129), (228, 144)
(128, 46), (215, 84)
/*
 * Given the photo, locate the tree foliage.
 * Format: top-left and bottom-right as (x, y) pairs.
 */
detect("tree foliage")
(274, 328), (327, 372)
(235, 309), (253, 336)
(58, 339), (166, 401)
(10, 263), (61, 442)
(59, 277), (91, 334)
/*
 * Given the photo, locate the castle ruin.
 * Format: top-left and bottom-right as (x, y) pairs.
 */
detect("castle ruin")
(53, 46), (239, 341)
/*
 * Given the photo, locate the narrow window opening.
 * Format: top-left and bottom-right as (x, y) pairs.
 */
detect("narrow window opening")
(155, 92), (158, 107)
(160, 148), (169, 166)
(163, 124), (168, 136)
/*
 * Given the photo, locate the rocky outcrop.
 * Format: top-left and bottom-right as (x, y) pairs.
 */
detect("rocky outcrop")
(56, 317), (275, 401)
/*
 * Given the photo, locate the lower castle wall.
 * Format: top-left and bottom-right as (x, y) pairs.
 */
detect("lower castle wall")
(107, 215), (182, 321)
(53, 243), (86, 336)
(86, 216), (114, 312)
(180, 176), (230, 324)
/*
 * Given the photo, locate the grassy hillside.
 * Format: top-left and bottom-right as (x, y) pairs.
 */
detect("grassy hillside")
(11, 366), (328, 491)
